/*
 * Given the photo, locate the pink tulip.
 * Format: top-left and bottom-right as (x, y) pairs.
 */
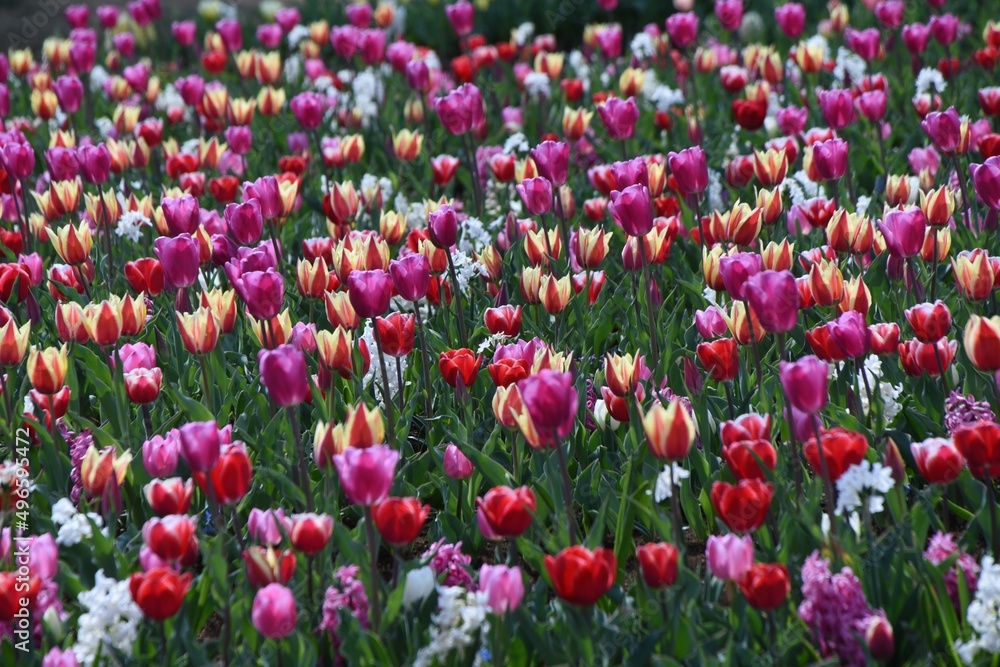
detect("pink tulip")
(386, 40), (416, 72)
(902, 23), (931, 55)
(234, 269), (285, 320)
(46, 148), (79, 181)
(112, 32), (135, 58)
(745, 270), (799, 333)
(389, 254), (431, 302)
(921, 107), (963, 154)
(161, 194), (200, 235)
(346, 2), (373, 28)
(908, 146), (940, 179)
(695, 307), (727, 340)
(517, 370), (578, 446)
(257, 24), (283, 50)
(855, 90), (887, 122)
(96, 6), (120, 28)
(154, 234), (201, 289)
(930, 14), (959, 46)
(42, 647), (79, 667)
(28, 533), (59, 580)
(54, 76), (83, 114)
(811, 138), (849, 181)
(405, 60), (430, 92)
(274, 7), (300, 32)
(172, 20), (197, 46)
(715, 0), (743, 31)
(779, 355), (829, 414)
(775, 106), (807, 136)
(428, 205), (459, 248)
(347, 269), (393, 319)
(667, 146), (708, 195)
(665, 12), (698, 48)
(517, 177), (554, 217)
(69, 41), (95, 73)
(248, 508), (291, 546)
(359, 29), (387, 65)
(597, 96), (639, 140)
(445, 0), (475, 36)
(119, 342), (156, 373)
(330, 25), (360, 59)
(77, 144), (111, 184)
(225, 200), (264, 245)
(435, 83), (485, 136)
(828, 311), (871, 359)
(175, 75), (205, 107)
(443, 444), (473, 479)
(530, 141), (570, 186)
(243, 176), (283, 220)
(971, 157), (1000, 209)
(290, 91), (325, 130)
(706, 534), (753, 581)
(878, 207), (927, 258)
(258, 344), (310, 408)
(225, 126), (253, 155)
(143, 431), (180, 477)
(608, 184), (653, 237)
(333, 444), (399, 506)
(719, 252), (763, 301)
(774, 3), (805, 38)
(252, 584), (297, 639)
(874, 0), (904, 29)
(817, 89), (855, 131)
(612, 157), (649, 190)
(178, 421), (222, 472)
(845, 27), (881, 61)
(1, 142), (34, 180)
(479, 564), (525, 614)
(65, 4), (89, 27)
(215, 18), (243, 51)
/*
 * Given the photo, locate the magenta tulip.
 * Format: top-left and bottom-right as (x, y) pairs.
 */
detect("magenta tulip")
(428, 205), (459, 248)
(290, 91), (325, 130)
(445, 0), (475, 36)
(252, 584), (297, 639)
(247, 508), (291, 546)
(608, 184), (653, 237)
(389, 254), (431, 301)
(779, 356), (829, 414)
(811, 139), (849, 181)
(665, 12), (698, 48)
(161, 195), (200, 236)
(706, 534), (753, 581)
(695, 306), (728, 339)
(877, 207), (926, 259)
(774, 3), (805, 38)
(715, 0), (743, 31)
(929, 14), (959, 46)
(54, 76), (83, 114)
(530, 141), (570, 186)
(46, 148), (79, 181)
(258, 344), (310, 408)
(172, 20), (197, 46)
(234, 269), (285, 320)
(178, 421), (222, 472)
(719, 252), (763, 301)
(817, 89), (855, 131)
(745, 270), (799, 333)
(154, 234), (201, 289)
(443, 444), (473, 479)
(77, 144), (111, 184)
(347, 269), (393, 319)
(243, 176), (283, 220)
(855, 90), (887, 122)
(215, 18), (243, 51)
(971, 157), (1000, 209)
(902, 23), (931, 55)
(667, 147), (708, 195)
(333, 444), (399, 506)
(517, 177), (554, 217)
(828, 311), (871, 359)
(225, 200), (264, 245)
(1, 142), (34, 179)
(921, 107), (963, 154)
(435, 83), (485, 136)
(143, 431), (180, 477)
(517, 370), (578, 446)
(597, 96), (639, 140)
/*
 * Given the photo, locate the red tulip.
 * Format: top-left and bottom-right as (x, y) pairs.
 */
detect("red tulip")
(484, 305), (522, 337)
(439, 348), (482, 388)
(130, 568), (192, 621)
(142, 514), (197, 562)
(124, 258), (164, 296)
(905, 301), (952, 343)
(192, 443), (253, 505)
(952, 421), (1000, 480)
(898, 338), (957, 377)
(477, 486), (536, 537)
(710, 479), (773, 534)
(373, 497), (430, 546)
(144, 478), (194, 516)
(911, 437), (966, 484)
(243, 547), (297, 588)
(720, 414), (771, 447)
(803, 427), (869, 482)
(289, 513), (334, 554)
(696, 338), (740, 382)
(636, 542), (679, 589)
(722, 439), (778, 480)
(738, 563), (789, 611)
(544, 546), (617, 606)
(375, 312), (415, 358)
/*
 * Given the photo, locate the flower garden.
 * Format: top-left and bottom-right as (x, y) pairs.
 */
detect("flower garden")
(2, 0), (1000, 664)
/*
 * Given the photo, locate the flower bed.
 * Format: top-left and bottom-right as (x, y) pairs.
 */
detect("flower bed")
(2, 0), (1000, 665)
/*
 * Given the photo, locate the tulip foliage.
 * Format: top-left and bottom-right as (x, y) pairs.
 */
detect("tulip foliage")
(6, 0), (1000, 665)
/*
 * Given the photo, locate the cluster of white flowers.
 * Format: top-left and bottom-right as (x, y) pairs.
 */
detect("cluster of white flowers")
(449, 250), (486, 294)
(848, 355), (904, 424)
(641, 73), (685, 113)
(653, 463), (691, 503)
(94, 117), (115, 139)
(360, 173), (394, 207)
(957, 555), (1000, 664)
(806, 34), (831, 59)
(116, 211), (152, 243)
(915, 67), (948, 96)
(512, 22), (535, 47)
(502, 132), (530, 155)
(523, 72), (551, 100)
(834, 460), (895, 517)
(287, 25), (311, 50)
(413, 586), (490, 667)
(89, 66), (111, 94)
(340, 68), (384, 127)
(855, 195), (873, 214)
(476, 332), (512, 356)
(459, 216), (492, 254)
(51, 497), (107, 547)
(283, 54), (303, 85)
(706, 169), (725, 212)
(789, 169), (823, 204)
(394, 193), (426, 229)
(832, 46), (866, 85)
(630, 32), (658, 61)
(155, 83), (185, 115)
(72, 570), (143, 667)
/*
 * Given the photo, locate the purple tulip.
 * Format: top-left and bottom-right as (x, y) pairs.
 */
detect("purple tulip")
(333, 444), (399, 506)
(258, 344), (310, 408)
(389, 254), (431, 302)
(435, 83), (485, 136)
(53, 76), (83, 114)
(811, 139), (849, 182)
(779, 355), (829, 415)
(921, 107), (963, 154)
(877, 207), (926, 259)
(443, 444), (473, 479)
(234, 269), (285, 320)
(143, 431), (179, 477)
(608, 184), (653, 237)
(719, 252), (763, 301)
(517, 370), (578, 446)
(597, 96), (639, 140)
(178, 420), (222, 472)
(428, 205), (459, 249)
(517, 177), (554, 217)
(530, 141), (570, 186)
(744, 270), (799, 333)
(154, 234), (201, 289)
(695, 306), (728, 339)
(77, 144), (111, 184)
(347, 269), (393, 319)
(971, 157), (1000, 210)
(225, 199), (264, 245)
(161, 195), (200, 236)
(828, 310), (872, 359)
(667, 146), (708, 195)
(817, 89), (856, 131)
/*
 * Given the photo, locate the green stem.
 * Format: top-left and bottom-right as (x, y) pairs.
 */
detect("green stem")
(363, 505), (382, 632)
(554, 441), (577, 545)
(371, 318), (397, 447)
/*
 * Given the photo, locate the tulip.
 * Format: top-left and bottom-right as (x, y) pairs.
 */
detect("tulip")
(642, 400), (695, 462)
(125, 367), (162, 404)
(428, 205), (459, 248)
(899, 338), (957, 377)
(911, 438), (965, 484)
(479, 564), (525, 614)
(965, 315), (1000, 371)
(608, 184), (653, 237)
(142, 514), (196, 562)
(443, 444), (473, 479)
(477, 486), (536, 538)
(333, 444), (398, 506)
(129, 568), (192, 621)
(444, 0), (474, 36)
(722, 438), (778, 480)
(243, 547), (297, 589)
(371, 497), (429, 546)
(921, 107), (964, 154)
(738, 563), (789, 611)
(193, 442), (252, 505)
(811, 139), (849, 181)
(905, 301), (951, 344)
(667, 147), (708, 195)
(287, 513), (334, 555)
(774, 3), (805, 38)
(827, 311), (871, 359)
(439, 348), (482, 389)
(252, 584), (297, 639)
(388, 254), (431, 302)
(744, 270), (799, 333)
(544, 546), (617, 606)
(597, 96), (639, 140)
(176, 308), (220, 355)
(143, 432), (179, 477)
(706, 534), (754, 581)
(803, 427), (869, 482)
(247, 508), (291, 547)
(952, 420), (1000, 480)
(225, 200), (264, 246)
(696, 338), (740, 382)
(665, 12), (698, 48)
(434, 83), (485, 136)
(719, 252), (762, 302)
(531, 141), (570, 186)
(779, 356), (828, 415)
(483, 305), (522, 337)
(817, 89), (855, 130)
(27, 345), (68, 395)
(636, 542), (679, 588)
(711, 479), (773, 533)
(953, 249), (995, 300)
(516, 177), (554, 217)
(153, 234), (201, 290)
(347, 269), (393, 320)
(517, 370), (578, 446)
(971, 156), (1000, 209)
(865, 615), (895, 661)
(258, 344), (310, 408)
